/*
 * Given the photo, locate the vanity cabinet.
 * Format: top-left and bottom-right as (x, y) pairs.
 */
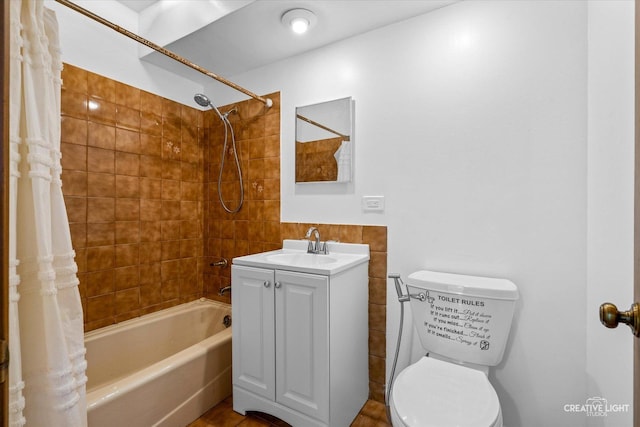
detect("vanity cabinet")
(231, 247), (368, 427)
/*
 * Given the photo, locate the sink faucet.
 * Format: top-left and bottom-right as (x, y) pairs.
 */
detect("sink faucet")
(304, 227), (328, 254)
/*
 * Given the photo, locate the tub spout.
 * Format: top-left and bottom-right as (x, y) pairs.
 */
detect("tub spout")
(219, 286), (231, 296)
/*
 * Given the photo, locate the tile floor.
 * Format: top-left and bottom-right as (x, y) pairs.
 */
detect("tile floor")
(188, 396), (392, 427)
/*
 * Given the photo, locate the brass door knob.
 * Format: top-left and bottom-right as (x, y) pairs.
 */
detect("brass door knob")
(599, 302), (640, 337)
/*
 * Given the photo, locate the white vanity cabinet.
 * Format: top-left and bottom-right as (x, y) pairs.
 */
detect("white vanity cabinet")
(231, 241), (369, 427)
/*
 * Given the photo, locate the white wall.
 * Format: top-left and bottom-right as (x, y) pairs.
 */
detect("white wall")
(45, 0), (203, 107)
(51, 0), (634, 425)
(586, 2), (634, 427)
(213, 1), (632, 426)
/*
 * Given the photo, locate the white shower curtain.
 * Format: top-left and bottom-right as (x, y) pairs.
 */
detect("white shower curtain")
(9, 0), (88, 426)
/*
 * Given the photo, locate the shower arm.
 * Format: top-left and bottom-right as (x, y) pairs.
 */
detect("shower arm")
(54, 0), (273, 108)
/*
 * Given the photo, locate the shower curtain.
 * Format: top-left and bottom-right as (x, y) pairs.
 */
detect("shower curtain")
(9, 0), (88, 426)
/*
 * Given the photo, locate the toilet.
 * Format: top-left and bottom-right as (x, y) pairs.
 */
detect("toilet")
(390, 270), (519, 427)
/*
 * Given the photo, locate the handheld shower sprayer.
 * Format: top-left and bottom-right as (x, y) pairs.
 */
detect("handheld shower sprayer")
(194, 93), (225, 121)
(194, 93), (244, 213)
(389, 273), (410, 303)
(194, 94), (237, 119)
(194, 93), (211, 107)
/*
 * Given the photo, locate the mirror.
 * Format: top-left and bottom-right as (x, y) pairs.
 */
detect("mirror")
(295, 97), (353, 183)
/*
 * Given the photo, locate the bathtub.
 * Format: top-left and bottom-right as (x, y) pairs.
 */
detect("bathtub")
(85, 298), (232, 427)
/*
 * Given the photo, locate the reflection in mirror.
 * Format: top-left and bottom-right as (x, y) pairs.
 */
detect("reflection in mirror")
(295, 97), (353, 183)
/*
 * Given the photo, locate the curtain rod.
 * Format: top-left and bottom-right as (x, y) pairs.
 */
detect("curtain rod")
(54, 0), (273, 108)
(296, 114), (350, 141)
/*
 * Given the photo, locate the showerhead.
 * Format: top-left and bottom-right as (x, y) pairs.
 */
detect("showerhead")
(194, 93), (212, 108)
(195, 92), (227, 122)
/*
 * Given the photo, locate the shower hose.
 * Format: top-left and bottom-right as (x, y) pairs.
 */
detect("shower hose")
(217, 113), (243, 214)
(386, 274), (408, 425)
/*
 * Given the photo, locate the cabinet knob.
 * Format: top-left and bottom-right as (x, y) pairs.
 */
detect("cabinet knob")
(275, 281), (282, 289)
(263, 281), (270, 288)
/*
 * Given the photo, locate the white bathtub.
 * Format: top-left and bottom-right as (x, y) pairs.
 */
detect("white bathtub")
(85, 298), (232, 427)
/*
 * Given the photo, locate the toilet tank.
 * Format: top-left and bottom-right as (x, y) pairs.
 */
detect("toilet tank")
(407, 270), (519, 366)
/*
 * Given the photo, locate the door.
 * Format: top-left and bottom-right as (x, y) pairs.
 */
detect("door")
(605, 3), (640, 425)
(275, 270), (329, 422)
(231, 265), (276, 400)
(1, 1), (8, 425)
(633, 0), (640, 427)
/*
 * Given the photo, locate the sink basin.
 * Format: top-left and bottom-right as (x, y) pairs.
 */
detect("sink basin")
(266, 253), (338, 266)
(233, 239), (370, 275)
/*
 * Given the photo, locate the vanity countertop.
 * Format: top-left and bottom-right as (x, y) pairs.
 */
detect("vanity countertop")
(233, 239), (369, 275)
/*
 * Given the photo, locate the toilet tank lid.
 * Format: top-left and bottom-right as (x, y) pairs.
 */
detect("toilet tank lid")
(408, 270), (519, 300)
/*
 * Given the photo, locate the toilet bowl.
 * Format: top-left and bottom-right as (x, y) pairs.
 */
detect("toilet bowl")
(390, 356), (502, 427)
(389, 270), (518, 427)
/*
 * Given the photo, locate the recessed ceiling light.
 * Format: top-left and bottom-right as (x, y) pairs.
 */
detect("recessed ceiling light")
(281, 9), (316, 34)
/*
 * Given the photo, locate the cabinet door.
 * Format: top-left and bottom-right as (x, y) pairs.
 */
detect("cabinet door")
(275, 270), (329, 422)
(232, 266), (275, 400)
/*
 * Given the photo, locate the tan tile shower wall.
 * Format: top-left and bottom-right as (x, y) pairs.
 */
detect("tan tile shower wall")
(202, 94), (282, 300)
(60, 64), (205, 331)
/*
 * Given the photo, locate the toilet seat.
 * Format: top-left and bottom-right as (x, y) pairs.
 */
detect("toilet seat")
(391, 356), (501, 427)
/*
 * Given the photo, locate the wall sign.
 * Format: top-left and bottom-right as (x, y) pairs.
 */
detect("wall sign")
(408, 286), (515, 366)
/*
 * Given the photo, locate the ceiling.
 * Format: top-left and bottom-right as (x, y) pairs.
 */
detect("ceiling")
(118, 0), (158, 12)
(115, 0), (456, 83)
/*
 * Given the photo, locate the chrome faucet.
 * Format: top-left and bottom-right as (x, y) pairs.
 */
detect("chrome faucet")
(219, 285), (231, 296)
(304, 227), (328, 254)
